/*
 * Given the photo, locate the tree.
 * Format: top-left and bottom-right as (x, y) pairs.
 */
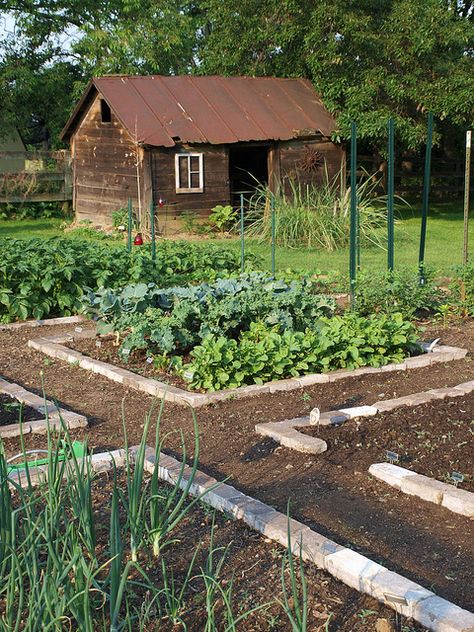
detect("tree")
(199, 0), (474, 151)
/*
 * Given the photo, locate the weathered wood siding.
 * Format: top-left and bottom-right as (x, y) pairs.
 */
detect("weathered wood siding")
(150, 145), (229, 233)
(279, 138), (345, 195)
(72, 94), (145, 225)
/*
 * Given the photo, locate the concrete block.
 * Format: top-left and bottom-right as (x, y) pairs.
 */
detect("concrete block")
(413, 595), (474, 632)
(453, 381), (474, 395)
(400, 474), (446, 505)
(324, 548), (387, 593)
(441, 487), (474, 519)
(405, 355), (432, 369)
(299, 530), (344, 567)
(269, 379), (300, 393)
(296, 373), (330, 385)
(369, 463), (417, 490)
(206, 483), (246, 514)
(328, 369), (358, 382)
(426, 387), (464, 400)
(370, 569), (434, 618)
(339, 405), (378, 419)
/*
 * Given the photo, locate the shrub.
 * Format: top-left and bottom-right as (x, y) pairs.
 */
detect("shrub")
(0, 238), (262, 322)
(353, 267), (444, 318)
(208, 204), (237, 232)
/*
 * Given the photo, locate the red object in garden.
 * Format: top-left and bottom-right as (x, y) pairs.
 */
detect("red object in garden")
(158, 198), (165, 207)
(133, 233), (143, 246)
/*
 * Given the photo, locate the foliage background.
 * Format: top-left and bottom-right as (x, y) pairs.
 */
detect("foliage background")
(0, 0), (473, 151)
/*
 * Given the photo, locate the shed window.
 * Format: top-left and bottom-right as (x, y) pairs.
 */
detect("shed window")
(100, 99), (112, 123)
(175, 153), (204, 193)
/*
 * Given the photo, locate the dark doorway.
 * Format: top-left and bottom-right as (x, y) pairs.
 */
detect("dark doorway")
(229, 145), (269, 206)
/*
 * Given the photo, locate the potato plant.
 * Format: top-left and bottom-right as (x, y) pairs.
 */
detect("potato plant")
(0, 238), (261, 322)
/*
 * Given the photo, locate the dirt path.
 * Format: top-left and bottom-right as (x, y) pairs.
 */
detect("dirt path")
(0, 319), (473, 612)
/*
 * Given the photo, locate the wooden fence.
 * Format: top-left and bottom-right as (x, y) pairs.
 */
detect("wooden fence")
(0, 150), (72, 206)
(357, 154), (473, 198)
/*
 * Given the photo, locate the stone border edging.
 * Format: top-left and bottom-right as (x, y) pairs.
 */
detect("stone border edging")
(256, 381), (474, 453)
(369, 463), (474, 519)
(0, 315), (86, 332)
(27, 330), (467, 408)
(8, 444), (474, 632)
(0, 377), (88, 438)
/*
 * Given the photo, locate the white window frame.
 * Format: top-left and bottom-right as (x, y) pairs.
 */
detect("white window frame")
(175, 153), (204, 193)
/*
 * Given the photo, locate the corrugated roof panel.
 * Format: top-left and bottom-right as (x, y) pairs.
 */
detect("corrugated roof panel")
(158, 76), (238, 144)
(96, 77), (174, 146)
(128, 77), (207, 145)
(62, 75), (338, 146)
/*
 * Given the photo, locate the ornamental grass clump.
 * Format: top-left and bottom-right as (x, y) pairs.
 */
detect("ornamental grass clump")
(244, 171), (402, 251)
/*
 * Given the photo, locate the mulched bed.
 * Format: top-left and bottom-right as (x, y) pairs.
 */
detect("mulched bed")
(0, 393), (42, 426)
(0, 319), (473, 613)
(79, 471), (427, 631)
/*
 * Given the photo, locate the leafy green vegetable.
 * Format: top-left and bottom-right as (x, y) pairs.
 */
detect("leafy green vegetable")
(0, 238), (261, 323)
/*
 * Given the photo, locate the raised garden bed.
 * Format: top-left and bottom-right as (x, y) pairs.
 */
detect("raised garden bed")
(0, 376), (87, 437)
(28, 329), (466, 407)
(7, 442), (472, 632)
(0, 393), (41, 426)
(3, 319), (474, 616)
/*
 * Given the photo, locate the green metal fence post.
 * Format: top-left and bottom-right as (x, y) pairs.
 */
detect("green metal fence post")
(349, 122), (358, 300)
(150, 200), (156, 265)
(418, 112), (434, 283)
(127, 198), (132, 252)
(271, 194), (276, 275)
(387, 118), (395, 272)
(240, 193), (245, 273)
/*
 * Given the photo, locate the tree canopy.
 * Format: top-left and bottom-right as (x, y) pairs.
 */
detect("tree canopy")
(1, 0), (473, 150)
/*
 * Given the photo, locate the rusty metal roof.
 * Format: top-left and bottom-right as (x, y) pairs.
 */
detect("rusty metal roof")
(61, 75), (337, 147)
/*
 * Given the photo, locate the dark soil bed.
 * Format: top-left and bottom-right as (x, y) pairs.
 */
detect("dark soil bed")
(73, 470), (427, 631)
(302, 399), (474, 492)
(0, 319), (473, 613)
(0, 393), (42, 426)
(67, 335), (192, 390)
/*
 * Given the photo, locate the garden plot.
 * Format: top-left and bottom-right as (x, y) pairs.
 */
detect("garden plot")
(5, 438), (472, 632)
(256, 376), (472, 456)
(27, 328), (466, 407)
(2, 320), (474, 619)
(0, 376), (87, 437)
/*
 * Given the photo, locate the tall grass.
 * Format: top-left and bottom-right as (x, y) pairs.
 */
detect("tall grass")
(245, 170), (403, 251)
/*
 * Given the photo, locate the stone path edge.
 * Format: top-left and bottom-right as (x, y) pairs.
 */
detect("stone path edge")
(8, 445), (474, 632)
(256, 381), (474, 454)
(27, 329), (468, 409)
(369, 463), (474, 519)
(0, 315), (86, 331)
(0, 377), (88, 438)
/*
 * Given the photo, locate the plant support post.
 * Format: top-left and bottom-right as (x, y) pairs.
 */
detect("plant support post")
(463, 130), (472, 266)
(387, 118), (395, 271)
(150, 201), (156, 264)
(240, 193), (245, 273)
(349, 122), (358, 298)
(271, 194), (276, 275)
(127, 198), (132, 252)
(418, 112), (433, 283)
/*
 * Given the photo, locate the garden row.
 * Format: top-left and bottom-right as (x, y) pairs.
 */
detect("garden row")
(80, 274), (421, 392)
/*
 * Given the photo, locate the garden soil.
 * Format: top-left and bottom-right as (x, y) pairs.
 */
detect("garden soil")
(0, 318), (473, 615)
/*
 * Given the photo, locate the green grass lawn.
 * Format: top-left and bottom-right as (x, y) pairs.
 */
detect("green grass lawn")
(1, 199), (472, 276)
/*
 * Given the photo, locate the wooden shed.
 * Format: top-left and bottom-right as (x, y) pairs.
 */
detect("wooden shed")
(61, 75), (344, 231)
